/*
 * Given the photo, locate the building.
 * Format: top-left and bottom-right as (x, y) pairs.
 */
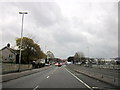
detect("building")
(0, 43), (19, 63)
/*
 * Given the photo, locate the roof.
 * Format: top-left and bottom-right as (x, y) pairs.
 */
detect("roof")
(0, 46), (19, 54)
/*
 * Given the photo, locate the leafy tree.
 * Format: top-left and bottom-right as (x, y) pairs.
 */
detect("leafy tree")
(16, 37), (46, 64)
(46, 51), (54, 59)
(39, 50), (47, 59)
(46, 51), (55, 63)
(74, 52), (85, 63)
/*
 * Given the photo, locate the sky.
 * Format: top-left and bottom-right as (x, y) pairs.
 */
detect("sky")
(0, 0), (118, 59)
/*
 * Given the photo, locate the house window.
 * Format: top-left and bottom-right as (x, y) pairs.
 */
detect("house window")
(9, 54), (13, 58)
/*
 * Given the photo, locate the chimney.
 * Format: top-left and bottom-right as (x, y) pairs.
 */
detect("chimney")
(7, 43), (10, 48)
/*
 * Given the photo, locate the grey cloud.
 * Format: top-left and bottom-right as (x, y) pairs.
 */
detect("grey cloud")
(0, 1), (118, 58)
(8, 2), (63, 27)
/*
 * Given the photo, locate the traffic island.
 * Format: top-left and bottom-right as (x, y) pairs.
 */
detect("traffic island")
(66, 64), (119, 88)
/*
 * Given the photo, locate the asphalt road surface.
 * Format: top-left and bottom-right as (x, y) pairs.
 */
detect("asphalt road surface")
(2, 65), (118, 89)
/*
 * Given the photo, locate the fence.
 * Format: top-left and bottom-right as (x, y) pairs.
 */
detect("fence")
(92, 65), (120, 70)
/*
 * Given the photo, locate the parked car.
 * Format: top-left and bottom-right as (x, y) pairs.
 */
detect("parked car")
(76, 62), (82, 65)
(45, 63), (50, 66)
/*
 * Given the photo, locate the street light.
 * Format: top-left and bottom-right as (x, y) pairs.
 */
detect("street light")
(87, 47), (89, 59)
(18, 11), (28, 72)
(87, 46), (90, 66)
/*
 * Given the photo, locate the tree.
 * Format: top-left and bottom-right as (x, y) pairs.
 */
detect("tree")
(39, 50), (47, 59)
(46, 51), (55, 63)
(74, 52), (85, 63)
(46, 51), (54, 59)
(16, 37), (46, 64)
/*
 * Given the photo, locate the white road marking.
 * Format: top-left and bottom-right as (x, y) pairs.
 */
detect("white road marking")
(47, 76), (50, 78)
(33, 85), (39, 90)
(92, 87), (99, 89)
(65, 68), (93, 90)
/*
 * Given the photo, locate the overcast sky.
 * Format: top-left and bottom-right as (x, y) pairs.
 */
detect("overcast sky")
(0, 0), (118, 59)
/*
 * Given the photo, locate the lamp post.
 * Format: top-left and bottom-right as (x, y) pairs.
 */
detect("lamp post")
(86, 47), (89, 59)
(18, 11), (28, 72)
(87, 46), (90, 66)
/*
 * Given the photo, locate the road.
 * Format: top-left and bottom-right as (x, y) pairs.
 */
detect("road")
(2, 65), (118, 89)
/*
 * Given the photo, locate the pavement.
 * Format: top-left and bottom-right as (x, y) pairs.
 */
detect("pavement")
(1, 65), (52, 82)
(66, 64), (119, 88)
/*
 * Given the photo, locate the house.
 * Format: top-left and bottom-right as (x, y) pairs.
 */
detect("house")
(0, 43), (19, 63)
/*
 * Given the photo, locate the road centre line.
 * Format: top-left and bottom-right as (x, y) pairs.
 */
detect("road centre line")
(65, 68), (93, 90)
(33, 85), (39, 90)
(92, 87), (99, 89)
(47, 76), (50, 78)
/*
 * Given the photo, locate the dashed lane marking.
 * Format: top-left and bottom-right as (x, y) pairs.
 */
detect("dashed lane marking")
(47, 76), (50, 78)
(92, 87), (99, 89)
(33, 85), (39, 90)
(65, 68), (93, 90)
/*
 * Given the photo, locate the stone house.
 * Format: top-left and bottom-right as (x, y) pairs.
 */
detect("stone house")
(0, 44), (19, 63)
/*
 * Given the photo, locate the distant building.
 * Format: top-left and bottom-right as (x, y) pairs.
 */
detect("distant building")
(0, 43), (19, 63)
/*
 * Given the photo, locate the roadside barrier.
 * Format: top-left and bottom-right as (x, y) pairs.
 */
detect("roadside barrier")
(2, 63), (32, 74)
